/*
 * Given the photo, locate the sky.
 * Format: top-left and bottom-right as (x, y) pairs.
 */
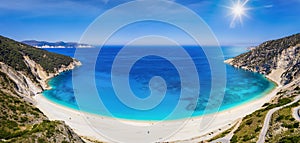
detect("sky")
(0, 0), (300, 45)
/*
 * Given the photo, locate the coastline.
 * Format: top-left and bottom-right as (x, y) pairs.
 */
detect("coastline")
(34, 74), (282, 142)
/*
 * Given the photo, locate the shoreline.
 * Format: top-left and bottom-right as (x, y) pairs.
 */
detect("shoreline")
(34, 74), (282, 142)
(40, 70), (277, 123)
(33, 55), (283, 142)
(40, 80), (276, 123)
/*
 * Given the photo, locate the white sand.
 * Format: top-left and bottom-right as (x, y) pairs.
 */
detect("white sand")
(267, 68), (285, 87)
(34, 75), (282, 143)
(223, 58), (233, 64)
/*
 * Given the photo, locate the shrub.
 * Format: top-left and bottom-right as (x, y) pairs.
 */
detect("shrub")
(279, 136), (300, 143)
(255, 126), (262, 132)
(245, 119), (253, 125)
(231, 135), (238, 143)
(293, 122), (299, 128)
(276, 115), (284, 121)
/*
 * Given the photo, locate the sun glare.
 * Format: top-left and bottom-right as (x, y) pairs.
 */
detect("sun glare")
(226, 0), (250, 28)
(233, 4), (245, 16)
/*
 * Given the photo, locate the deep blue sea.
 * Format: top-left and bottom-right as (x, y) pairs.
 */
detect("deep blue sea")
(43, 46), (275, 120)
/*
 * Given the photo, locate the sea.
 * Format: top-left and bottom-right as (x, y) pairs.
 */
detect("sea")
(43, 45), (275, 120)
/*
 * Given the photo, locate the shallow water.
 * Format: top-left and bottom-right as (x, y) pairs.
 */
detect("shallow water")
(43, 46), (275, 120)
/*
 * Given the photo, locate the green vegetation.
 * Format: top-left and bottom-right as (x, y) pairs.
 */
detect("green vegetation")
(0, 90), (83, 143)
(0, 89), (43, 141)
(230, 85), (300, 143)
(0, 35), (73, 73)
(0, 35), (83, 142)
(278, 136), (300, 143)
(230, 100), (287, 142)
(226, 33), (300, 142)
(230, 109), (267, 143)
(264, 98), (292, 111)
(265, 101), (300, 142)
(208, 121), (238, 142)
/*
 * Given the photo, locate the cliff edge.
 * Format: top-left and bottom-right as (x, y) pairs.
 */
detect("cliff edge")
(225, 33), (300, 85)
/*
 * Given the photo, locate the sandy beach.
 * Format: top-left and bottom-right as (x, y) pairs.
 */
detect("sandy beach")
(34, 74), (282, 143)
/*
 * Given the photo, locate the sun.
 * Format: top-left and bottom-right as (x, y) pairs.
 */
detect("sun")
(233, 4), (245, 16)
(225, 0), (250, 28)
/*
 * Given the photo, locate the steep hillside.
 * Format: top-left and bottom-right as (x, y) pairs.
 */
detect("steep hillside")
(0, 35), (81, 97)
(220, 33), (300, 143)
(0, 36), (75, 73)
(226, 33), (300, 85)
(0, 35), (83, 143)
(0, 89), (84, 143)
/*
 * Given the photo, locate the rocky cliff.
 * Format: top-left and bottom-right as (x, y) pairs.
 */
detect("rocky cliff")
(225, 33), (300, 85)
(0, 35), (83, 143)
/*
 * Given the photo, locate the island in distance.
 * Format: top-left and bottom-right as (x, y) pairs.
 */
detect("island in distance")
(22, 40), (93, 48)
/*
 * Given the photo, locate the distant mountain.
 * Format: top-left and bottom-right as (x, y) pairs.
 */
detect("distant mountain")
(226, 33), (300, 85)
(22, 40), (93, 48)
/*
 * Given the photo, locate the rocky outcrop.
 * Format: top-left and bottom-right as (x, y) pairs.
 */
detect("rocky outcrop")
(23, 55), (81, 91)
(280, 54), (300, 85)
(0, 62), (42, 96)
(226, 33), (300, 85)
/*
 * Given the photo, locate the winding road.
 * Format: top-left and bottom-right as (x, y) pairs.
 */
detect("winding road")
(293, 106), (300, 121)
(257, 95), (300, 143)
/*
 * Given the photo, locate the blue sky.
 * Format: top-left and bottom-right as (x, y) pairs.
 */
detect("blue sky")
(0, 0), (300, 45)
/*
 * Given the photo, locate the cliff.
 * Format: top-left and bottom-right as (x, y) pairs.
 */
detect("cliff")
(225, 33), (300, 85)
(0, 35), (83, 142)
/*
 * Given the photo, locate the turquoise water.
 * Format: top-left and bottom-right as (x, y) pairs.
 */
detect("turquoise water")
(43, 46), (275, 120)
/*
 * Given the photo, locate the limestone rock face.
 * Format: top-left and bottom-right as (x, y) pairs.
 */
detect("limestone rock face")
(226, 33), (300, 85)
(0, 56), (81, 99)
(23, 55), (81, 91)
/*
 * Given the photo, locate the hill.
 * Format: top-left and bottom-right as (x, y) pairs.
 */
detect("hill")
(218, 33), (300, 143)
(0, 35), (81, 97)
(0, 35), (83, 142)
(225, 33), (300, 85)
